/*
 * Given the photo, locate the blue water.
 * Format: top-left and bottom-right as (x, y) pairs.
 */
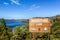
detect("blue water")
(6, 21), (25, 28)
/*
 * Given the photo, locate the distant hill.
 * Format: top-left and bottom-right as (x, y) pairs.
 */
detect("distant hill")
(3, 15), (60, 24)
(5, 19), (28, 22)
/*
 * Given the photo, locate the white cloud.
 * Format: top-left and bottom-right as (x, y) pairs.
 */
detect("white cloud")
(11, 0), (21, 5)
(3, 2), (9, 5)
(29, 4), (40, 10)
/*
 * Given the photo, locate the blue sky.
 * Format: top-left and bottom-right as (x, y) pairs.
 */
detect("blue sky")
(0, 0), (60, 19)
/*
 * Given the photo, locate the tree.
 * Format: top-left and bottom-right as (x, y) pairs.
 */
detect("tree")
(12, 26), (25, 40)
(51, 17), (60, 38)
(0, 19), (11, 40)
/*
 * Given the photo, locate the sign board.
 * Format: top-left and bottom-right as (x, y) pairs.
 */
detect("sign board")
(29, 18), (50, 33)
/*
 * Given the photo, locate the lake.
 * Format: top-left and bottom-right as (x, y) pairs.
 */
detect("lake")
(6, 21), (25, 28)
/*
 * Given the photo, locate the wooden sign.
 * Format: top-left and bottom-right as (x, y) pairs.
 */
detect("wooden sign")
(29, 18), (50, 33)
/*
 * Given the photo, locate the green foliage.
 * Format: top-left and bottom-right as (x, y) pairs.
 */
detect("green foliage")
(32, 38), (36, 40)
(13, 26), (21, 35)
(0, 19), (13, 40)
(51, 17), (60, 38)
(13, 25), (30, 40)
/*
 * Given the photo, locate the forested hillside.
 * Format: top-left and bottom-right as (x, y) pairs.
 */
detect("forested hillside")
(0, 15), (60, 40)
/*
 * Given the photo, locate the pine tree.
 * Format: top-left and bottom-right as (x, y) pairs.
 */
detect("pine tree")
(0, 19), (10, 40)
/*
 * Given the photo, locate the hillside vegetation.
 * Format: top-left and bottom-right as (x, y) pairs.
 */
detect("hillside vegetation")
(0, 15), (60, 40)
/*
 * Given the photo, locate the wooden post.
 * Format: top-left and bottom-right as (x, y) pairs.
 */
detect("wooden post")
(30, 33), (32, 40)
(48, 33), (50, 40)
